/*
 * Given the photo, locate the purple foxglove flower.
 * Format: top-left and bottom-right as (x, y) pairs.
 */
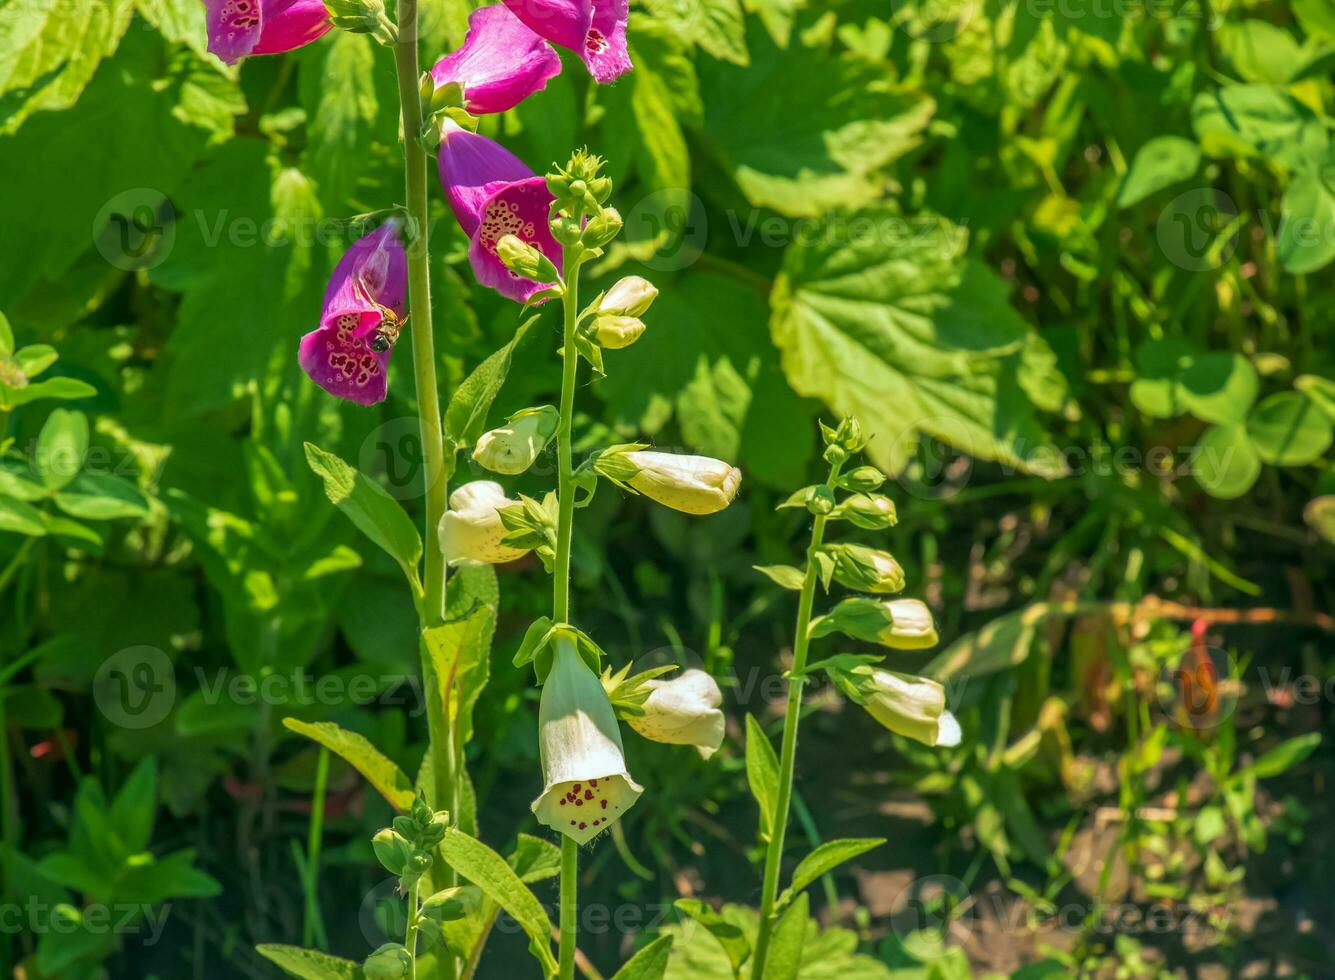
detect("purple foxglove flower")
(298, 224), (407, 406)
(437, 123), (562, 303)
(429, 4), (563, 115)
(501, 0), (631, 83)
(205, 0), (332, 64)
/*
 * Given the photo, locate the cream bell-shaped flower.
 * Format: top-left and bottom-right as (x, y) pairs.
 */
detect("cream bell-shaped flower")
(623, 451), (741, 515)
(877, 598), (938, 649)
(532, 638), (643, 844)
(627, 669), (725, 758)
(599, 275), (658, 317)
(474, 406), (559, 475)
(860, 669), (961, 748)
(437, 480), (530, 564)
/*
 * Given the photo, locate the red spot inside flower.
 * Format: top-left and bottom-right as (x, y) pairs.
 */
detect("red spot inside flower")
(585, 28), (608, 55)
(579, 822), (587, 830)
(584, 790), (593, 800)
(575, 799), (582, 806)
(589, 779), (598, 787)
(572, 784), (581, 792)
(601, 800), (607, 809)
(558, 799), (565, 806)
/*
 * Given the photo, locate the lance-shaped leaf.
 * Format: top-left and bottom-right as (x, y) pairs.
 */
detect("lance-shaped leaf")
(745, 714), (779, 841)
(255, 945), (359, 979)
(777, 839), (884, 909)
(282, 718), (415, 811)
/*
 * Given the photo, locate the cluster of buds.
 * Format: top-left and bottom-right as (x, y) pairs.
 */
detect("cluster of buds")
(370, 795), (447, 892)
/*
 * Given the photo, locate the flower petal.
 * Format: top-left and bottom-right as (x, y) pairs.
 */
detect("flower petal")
(501, 0), (591, 54)
(205, 0), (263, 63)
(467, 177), (562, 302)
(431, 4), (563, 115)
(250, 0), (332, 55)
(581, 0), (631, 82)
(437, 123), (537, 236)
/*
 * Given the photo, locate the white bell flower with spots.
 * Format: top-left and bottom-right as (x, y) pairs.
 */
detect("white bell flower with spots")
(626, 669), (725, 758)
(437, 480), (530, 564)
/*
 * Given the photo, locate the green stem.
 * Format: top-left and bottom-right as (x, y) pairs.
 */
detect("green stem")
(749, 458), (843, 980)
(552, 249), (584, 980)
(404, 877), (422, 980)
(303, 745), (330, 949)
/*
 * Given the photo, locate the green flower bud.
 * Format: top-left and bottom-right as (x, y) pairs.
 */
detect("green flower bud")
(588, 176), (613, 204)
(594, 449), (742, 515)
(407, 850), (433, 874)
(495, 234), (559, 283)
(363, 944), (411, 980)
(474, 406), (560, 475)
(392, 816), (417, 839)
(830, 493), (897, 529)
(839, 466), (886, 492)
(811, 597), (937, 649)
(323, 0), (397, 44)
(808, 484), (836, 516)
(371, 829), (409, 875)
(598, 276), (658, 318)
(582, 207), (623, 247)
(822, 416), (864, 452)
(827, 544), (906, 594)
(589, 315), (645, 350)
(550, 215), (583, 246)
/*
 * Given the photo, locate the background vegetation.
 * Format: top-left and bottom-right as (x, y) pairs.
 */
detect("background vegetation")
(1, 0), (1333, 975)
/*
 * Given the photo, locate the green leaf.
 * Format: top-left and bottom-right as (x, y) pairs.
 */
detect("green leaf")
(136, 0), (212, 59)
(1116, 136), (1201, 207)
(1128, 337), (1195, 419)
(0, 461), (49, 501)
(0, 311), (12, 355)
(1192, 424), (1261, 499)
(54, 472), (150, 521)
(771, 210), (1065, 476)
(674, 899), (751, 974)
(437, 829), (557, 977)
(1245, 733), (1321, 779)
(1179, 352), (1258, 424)
(422, 601), (496, 745)
(1191, 84), (1328, 170)
(745, 714), (780, 840)
(444, 319), (534, 450)
(304, 443), (422, 580)
(777, 838), (884, 908)
(0, 0), (135, 135)
(0, 495), (47, 536)
(1297, 373), (1335, 422)
(610, 935), (674, 980)
(642, 0), (748, 64)
(255, 944), (362, 979)
(765, 892), (808, 980)
(506, 833), (562, 883)
(1219, 20), (1306, 84)
(301, 32), (381, 212)
(1278, 160), (1335, 274)
(35, 409), (87, 490)
(15, 344), (57, 378)
(1246, 392), (1334, 465)
(282, 718), (416, 811)
(0, 377), (97, 410)
(926, 602), (1075, 680)
(109, 757), (157, 854)
(753, 564), (806, 590)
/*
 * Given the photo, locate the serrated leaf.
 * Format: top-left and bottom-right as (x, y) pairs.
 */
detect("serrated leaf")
(754, 564), (806, 590)
(610, 934), (674, 980)
(304, 442), (422, 580)
(674, 899), (751, 973)
(745, 714), (780, 840)
(777, 838), (884, 908)
(301, 32), (380, 212)
(255, 944), (361, 979)
(642, 0), (748, 64)
(282, 718), (415, 811)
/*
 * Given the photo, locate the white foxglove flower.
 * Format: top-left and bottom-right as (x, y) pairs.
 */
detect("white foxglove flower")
(532, 639), (642, 844)
(594, 450), (741, 515)
(599, 276), (658, 317)
(474, 406), (559, 475)
(627, 669), (725, 758)
(876, 598), (938, 649)
(860, 670), (960, 748)
(437, 481), (529, 565)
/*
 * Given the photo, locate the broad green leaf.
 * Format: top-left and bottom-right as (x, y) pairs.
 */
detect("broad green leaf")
(754, 564), (806, 590)
(54, 472), (150, 521)
(0, 0), (135, 135)
(39, 512), (101, 548)
(0, 461), (44, 501)
(444, 319), (534, 450)
(35, 409), (87, 490)
(642, 0), (748, 65)
(506, 834), (562, 883)
(1179, 352), (1258, 424)
(610, 935), (674, 980)
(0, 495), (47, 536)
(1295, 0), (1335, 39)
(1219, 20), (1305, 84)
(1278, 160), (1335, 275)
(301, 33), (380, 212)
(927, 602), (1075, 679)
(136, 0), (212, 59)
(422, 602), (496, 744)
(255, 945), (361, 980)
(765, 892), (808, 980)
(745, 714), (780, 840)
(304, 443), (423, 579)
(778, 838), (884, 908)
(1116, 136), (1201, 207)
(1128, 337), (1195, 419)
(1245, 392), (1334, 465)
(701, 27), (933, 216)
(674, 899), (751, 974)
(282, 718), (416, 811)
(109, 757), (157, 854)
(1191, 84), (1328, 170)
(770, 210), (1065, 476)
(15, 344), (57, 378)
(1296, 373), (1335, 421)
(1192, 424), (1261, 500)
(1245, 732), (1321, 779)
(0, 377), (98, 410)
(437, 829), (557, 977)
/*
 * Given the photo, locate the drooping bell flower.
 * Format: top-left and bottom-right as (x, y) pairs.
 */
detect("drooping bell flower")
(849, 668), (962, 748)
(532, 637), (642, 844)
(626, 669), (725, 759)
(474, 406), (560, 475)
(298, 223), (406, 406)
(501, 0), (631, 83)
(429, 4), (563, 115)
(204, 0), (331, 64)
(437, 481), (532, 564)
(437, 122), (562, 303)
(592, 448), (742, 515)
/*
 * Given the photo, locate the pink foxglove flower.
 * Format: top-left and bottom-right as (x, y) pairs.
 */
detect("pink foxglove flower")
(205, 0), (331, 64)
(299, 224), (407, 406)
(501, 0), (631, 83)
(430, 4), (563, 115)
(437, 122), (561, 303)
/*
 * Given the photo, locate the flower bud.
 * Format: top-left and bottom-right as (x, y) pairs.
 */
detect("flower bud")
(854, 669), (960, 747)
(474, 406), (559, 475)
(839, 466), (885, 492)
(407, 850), (433, 874)
(598, 276), (658, 317)
(364, 944), (412, 980)
(811, 597), (937, 649)
(828, 544), (905, 594)
(550, 215), (583, 246)
(582, 207), (623, 247)
(877, 599), (938, 648)
(371, 829), (408, 875)
(626, 669), (725, 758)
(532, 638), (643, 844)
(438, 481), (532, 564)
(822, 416), (865, 453)
(597, 450), (742, 515)
(831, 493), (897, 529)
(495, 234), (558, 283)
(589, 314), (645, 350)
